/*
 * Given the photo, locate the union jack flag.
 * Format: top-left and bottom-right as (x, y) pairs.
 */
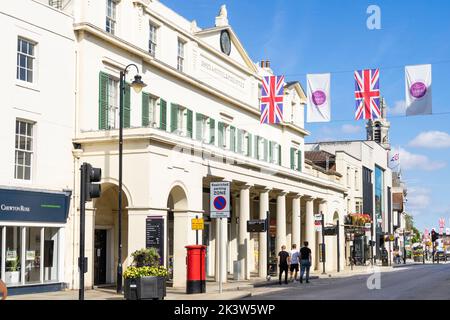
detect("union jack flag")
(354, 69), (381, 120)
(260, 75), (285, 124)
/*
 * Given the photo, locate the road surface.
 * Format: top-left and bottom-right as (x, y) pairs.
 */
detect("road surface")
(244, 263), (450, 300)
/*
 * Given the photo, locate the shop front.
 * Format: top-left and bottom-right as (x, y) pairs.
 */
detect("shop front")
(0, 187), (70, 295)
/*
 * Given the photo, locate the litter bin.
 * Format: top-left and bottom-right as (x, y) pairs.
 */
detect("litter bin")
(185, 245), (206, 294)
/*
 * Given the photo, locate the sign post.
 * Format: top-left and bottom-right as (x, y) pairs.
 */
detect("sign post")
(210, 181), (230, 294)
(321, 212), (326, 275)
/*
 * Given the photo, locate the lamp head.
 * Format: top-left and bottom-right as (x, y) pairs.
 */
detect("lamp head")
(131, 74), (147, 93)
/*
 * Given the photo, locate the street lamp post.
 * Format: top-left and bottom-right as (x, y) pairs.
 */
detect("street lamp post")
(117, 64), (146, 294)
(403, 231), (407, 265)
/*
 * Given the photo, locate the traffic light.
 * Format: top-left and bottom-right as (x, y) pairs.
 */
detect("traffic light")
(84, 163), (101, 201)
(431, 229), (437, 242)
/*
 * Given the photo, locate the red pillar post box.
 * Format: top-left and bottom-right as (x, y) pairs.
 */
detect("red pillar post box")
(185, 245), (206, 294)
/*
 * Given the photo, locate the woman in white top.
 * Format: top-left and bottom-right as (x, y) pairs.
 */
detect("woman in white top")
(289, 244), (300, 282)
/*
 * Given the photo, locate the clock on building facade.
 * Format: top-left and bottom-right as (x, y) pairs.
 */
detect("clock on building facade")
(220, 30), (231, 56)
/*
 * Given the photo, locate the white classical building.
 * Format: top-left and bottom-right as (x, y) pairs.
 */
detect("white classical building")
(0, 0), (75, 294)
(1, 0), (354, 294)
(59, 0), (350, 289)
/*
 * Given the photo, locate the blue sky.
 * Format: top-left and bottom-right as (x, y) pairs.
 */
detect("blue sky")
(162, 0), (450, 232)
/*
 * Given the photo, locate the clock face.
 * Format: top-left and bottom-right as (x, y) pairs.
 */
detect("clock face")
(220, 30), (231, 56)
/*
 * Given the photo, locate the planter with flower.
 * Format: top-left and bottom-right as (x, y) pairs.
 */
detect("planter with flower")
(123, 248), (169, 300)
(349, 213), (372, 226)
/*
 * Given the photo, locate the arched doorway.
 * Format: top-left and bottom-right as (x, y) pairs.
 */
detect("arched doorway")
(166, 185), (188, 287)
(93, 183), (129, 286)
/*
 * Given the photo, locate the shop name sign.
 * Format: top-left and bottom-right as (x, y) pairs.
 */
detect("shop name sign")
(200, 57), (245, 89)
(0, 204), (31, 213)
(0, 188), (70, 223)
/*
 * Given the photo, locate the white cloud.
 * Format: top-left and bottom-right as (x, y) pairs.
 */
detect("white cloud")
(388, 100), (406, 116)
(409, 131), (450, 149)
(341, 124), (362, 134)
(399, 147), (446, 171)
(407, 187), (431, 210)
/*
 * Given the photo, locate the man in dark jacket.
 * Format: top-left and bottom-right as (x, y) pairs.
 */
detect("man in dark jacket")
(278, 245), (290, 284)
(299, 241), (312, 283)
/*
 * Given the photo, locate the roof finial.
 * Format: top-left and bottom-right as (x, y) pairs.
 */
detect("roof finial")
(215, 4), (229, 27)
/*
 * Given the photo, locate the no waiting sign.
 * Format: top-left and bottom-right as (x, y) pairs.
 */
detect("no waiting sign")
(210, 181), (230, 218)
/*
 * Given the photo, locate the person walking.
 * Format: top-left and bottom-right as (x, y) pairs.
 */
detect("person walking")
(278, 245), (290, 284)
(0, 279), (7, 300)
(289, 244), (300, 282)
(299, 241), (312, 283)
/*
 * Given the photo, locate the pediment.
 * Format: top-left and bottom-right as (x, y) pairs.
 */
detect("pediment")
(195, 26), (258, 74)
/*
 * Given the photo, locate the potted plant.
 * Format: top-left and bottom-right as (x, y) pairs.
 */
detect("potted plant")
(5, 256), (20, 284)
(123, 248), (169, 300)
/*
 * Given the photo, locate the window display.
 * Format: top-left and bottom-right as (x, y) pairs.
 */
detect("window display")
(5, 227), (22, 285)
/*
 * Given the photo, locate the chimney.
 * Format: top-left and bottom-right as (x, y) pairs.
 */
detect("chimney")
(265, 60), (271, 68)
(260, 60), (266, 68)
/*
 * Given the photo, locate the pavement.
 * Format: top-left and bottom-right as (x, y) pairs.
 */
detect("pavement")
(8, 260), (446, 300)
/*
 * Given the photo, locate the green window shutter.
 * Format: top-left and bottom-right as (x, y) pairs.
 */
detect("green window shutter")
(269, 141), (273, 162)
(263, 139), (268, 162)
(170, 103), (178, 133)
(218, 122), (224, 147)
(297, 150), (302, 172)
(247, 133), (252, 157)
(230, 126), (236, 152)
(278, 144), (282, 166)
(209, 118), (215, 144)
(187, 109), (193, 138)
(290, 147), (296, 170)
(123, 83), (131, 128)
(255, 135), (259, 159)
(237, 130), (243, 154)
(98, 72), (109, 130)
(159, 99), (167, 130)
(142, 92), (149, 127)
(196, 113), (203, 141)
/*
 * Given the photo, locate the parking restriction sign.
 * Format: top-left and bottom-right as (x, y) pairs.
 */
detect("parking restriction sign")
(210, 181), (230, 218)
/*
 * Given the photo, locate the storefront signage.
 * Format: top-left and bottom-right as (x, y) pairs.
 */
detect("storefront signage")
(146, 217), (165, 265)
(323, 226), (337, 236)
(210, 182), (230, 219)
(6, 250), (17, 261)
(26, 250), (36, 261)
(0, 188), (70, 223)
(247, 219), (267, 233)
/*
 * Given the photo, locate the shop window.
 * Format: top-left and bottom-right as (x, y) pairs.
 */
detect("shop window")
(0, 227), (3, 282)
(44, 228), (59, 282)
(5, 227), (22, 285)
(25, 227), (41, 284)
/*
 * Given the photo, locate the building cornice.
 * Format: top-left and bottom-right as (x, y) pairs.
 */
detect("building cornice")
(73, 128), (345, 193)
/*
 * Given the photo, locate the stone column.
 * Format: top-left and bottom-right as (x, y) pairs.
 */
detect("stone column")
(292, 195), (301, 249)
(319, 200), (328, 271)
(304, 197), (315, 269)
(238, 185), (251, 280)
(276, 192), (287, 255)
(258, 189), (270, 278)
